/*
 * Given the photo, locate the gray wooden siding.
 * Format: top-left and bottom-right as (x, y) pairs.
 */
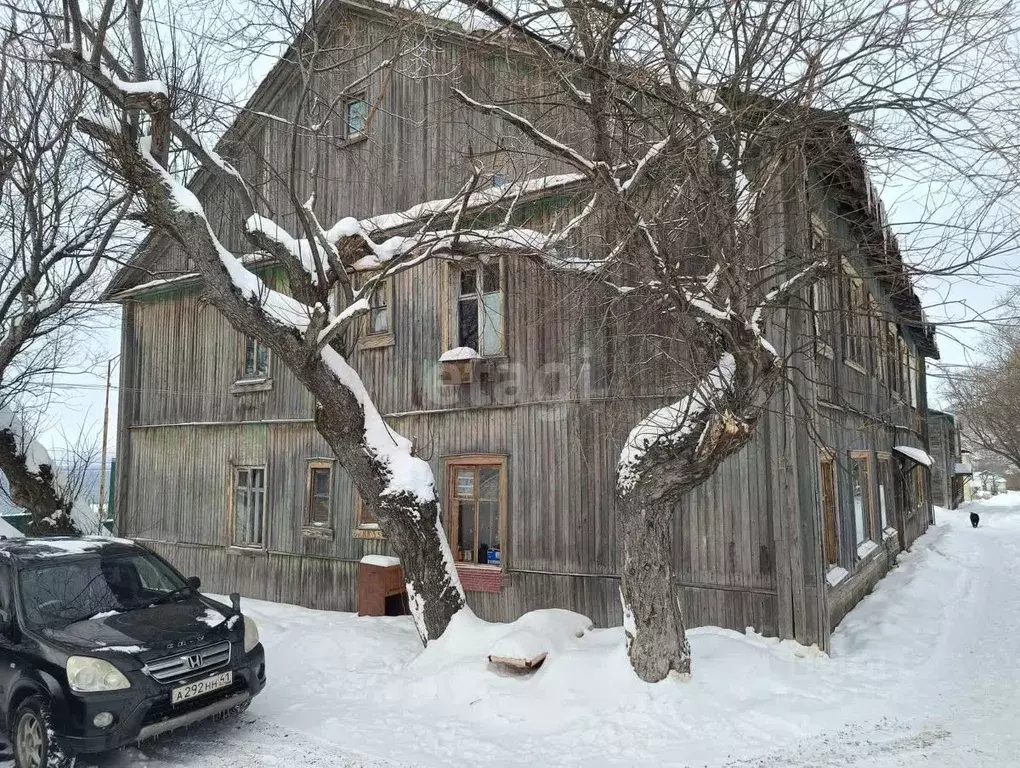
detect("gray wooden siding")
(113, 8), (935, 648)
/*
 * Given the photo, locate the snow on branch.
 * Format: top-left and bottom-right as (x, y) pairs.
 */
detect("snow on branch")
(137, 138), (314, 331)
(750, 260), (827, 333)
(617, 353), (737, 494)
(619, 136), (672, 194)
(246, 215), (325, 285)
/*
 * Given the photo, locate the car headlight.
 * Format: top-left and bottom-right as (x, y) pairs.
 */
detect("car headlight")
(243, 615), (260, 653)
(66, 656), (131, 693)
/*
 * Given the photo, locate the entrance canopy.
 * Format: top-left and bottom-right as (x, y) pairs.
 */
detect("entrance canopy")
(893, 445), (934, 468)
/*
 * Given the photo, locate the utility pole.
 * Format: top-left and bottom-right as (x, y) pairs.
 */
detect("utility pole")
(97, 358), (114, 533)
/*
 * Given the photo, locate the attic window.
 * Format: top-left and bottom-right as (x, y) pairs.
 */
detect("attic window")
(345, 95), (369, 138)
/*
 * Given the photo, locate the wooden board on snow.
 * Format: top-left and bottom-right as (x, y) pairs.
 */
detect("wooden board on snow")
(488, 651), (548, 670)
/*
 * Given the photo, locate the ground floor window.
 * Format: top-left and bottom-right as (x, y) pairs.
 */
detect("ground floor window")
(820, 452), (840, 566)
(232, 466), (266, 547)
(849, 451), (875, 547)
(877, 455), (893, 533)
(445, 456), (506, 567)
(354, 494), (384, 539)
(914, 469), (928, 515)
(305, 461), (333, 529)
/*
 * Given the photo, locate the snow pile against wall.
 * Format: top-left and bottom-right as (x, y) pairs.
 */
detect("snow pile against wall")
(197, 499), (1020, 767)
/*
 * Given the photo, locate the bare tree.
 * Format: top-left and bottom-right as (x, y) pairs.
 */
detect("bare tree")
(946, 309), (1020, 472)
(437, 0), (1020, 680)
(0, 18), (133, 532)
(48, 0), (481, 644)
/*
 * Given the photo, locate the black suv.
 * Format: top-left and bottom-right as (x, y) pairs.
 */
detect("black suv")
(0, 536), (266, 767)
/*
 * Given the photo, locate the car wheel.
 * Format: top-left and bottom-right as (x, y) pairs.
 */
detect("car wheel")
(12, 696), (74, 768)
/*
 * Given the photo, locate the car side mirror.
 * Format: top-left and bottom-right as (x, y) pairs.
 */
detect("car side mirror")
(230, 592), (241, 615)
(186, 576), (201, 591)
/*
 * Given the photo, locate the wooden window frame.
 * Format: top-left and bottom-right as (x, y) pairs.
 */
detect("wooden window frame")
(908, 350), (919, 408)
(876, 452), (893, 535)
(303, 460), (334, 536)
(914, 468), (928, 517)
(343, 93), (370, 139)
(355, 273), (395, 350)
(819, 450), (841, 567)
(353, 494), (384, 539)
(444, 455), (508, 571)
(886, 323), (899, 394)
(875, 304), (887, 384)
(229, 465), (267, 549)
(240, 335), (270, 381)
(441, 258), (507, 359)
(840, 263), (867, 371)
(848, 450), (876, 550)
(811, 277), (834, 358)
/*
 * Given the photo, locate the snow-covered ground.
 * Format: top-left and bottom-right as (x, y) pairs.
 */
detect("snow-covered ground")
(9, 494), (1020, 767)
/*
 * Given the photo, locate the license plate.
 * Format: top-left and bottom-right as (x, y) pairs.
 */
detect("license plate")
(171, 671), (233, 704)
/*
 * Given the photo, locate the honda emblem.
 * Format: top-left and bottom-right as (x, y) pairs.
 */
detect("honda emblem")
(186, 654), (203, 670)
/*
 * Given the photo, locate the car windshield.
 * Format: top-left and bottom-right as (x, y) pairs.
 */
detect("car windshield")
(18, 551), (188, 628)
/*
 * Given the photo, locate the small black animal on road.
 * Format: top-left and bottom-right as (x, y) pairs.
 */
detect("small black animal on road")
(971, 512), (980, 528)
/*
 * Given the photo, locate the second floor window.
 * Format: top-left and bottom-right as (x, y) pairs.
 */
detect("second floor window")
(243, 336), (269, 379)
(841, 276), (867, 368)
(811, 278), (833, 353)
(367, 278), (391, 336)
(455, 261), (504, 356)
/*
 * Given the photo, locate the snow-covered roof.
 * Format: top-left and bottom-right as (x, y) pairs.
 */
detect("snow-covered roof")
(893, 445), (934, 468)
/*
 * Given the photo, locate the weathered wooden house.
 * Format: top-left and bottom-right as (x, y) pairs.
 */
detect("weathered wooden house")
(107, 0), (939, 652)
(927, 409), (971, 509)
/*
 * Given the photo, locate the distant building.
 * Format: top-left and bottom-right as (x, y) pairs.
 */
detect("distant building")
(926, 410), (974, 509)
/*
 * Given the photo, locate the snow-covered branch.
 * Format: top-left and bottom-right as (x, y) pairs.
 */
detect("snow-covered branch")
(452, 89), (599, 176)
(617, 353), (737, 495)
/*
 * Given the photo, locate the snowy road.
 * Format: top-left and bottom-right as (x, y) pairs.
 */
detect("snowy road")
(3, 495), (1018, 767)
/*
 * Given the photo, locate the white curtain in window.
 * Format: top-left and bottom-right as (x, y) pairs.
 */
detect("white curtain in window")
(480, 291), (504, 356)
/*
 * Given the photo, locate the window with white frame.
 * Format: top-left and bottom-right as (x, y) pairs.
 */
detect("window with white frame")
(849, 452), (874, 546)
(232, 466), (266, 547)
(452, 260), (504, 356)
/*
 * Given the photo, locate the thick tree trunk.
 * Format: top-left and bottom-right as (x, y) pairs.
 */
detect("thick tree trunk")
(618, 488), (690, 681)
(0, 429), (78, 535)
(313, 389), (465, 646)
